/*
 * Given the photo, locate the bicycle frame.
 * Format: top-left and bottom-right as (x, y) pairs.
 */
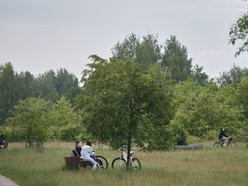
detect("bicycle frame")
(220, 137), (232, 146)
(119, 146), (134, 165)
(213, 137), (236, 148)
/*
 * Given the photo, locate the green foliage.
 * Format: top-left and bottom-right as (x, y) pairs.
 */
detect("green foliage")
(47, 96), (79, 141)
(60, 126), (78, 141)
(79, 56), (173, 150)
(112, 33), (139, 60)
(112, 33), (161, 66)
(135, 34), (161, 65)
(6, 97), (51, 143)
(0, 63), (81, 126)
(0, 63), (17, 123)
(37, 69), (80, 102)
(229, 3), (248, 56)
(186, 135), (201, 144)
(145, 125), (175, 151)
(237, 77), (248, 118)
(191, 65), (209, 85)
(112, 34), (195, 83)
(217, 65), (248, 86)
(171, 124), (188, 145)
(15, 71), (39, 99)
(2, 31), (248, 148)
(5, 96), (83, 142)
(0, 125), (25, 142)
(171, 80), (246, 138)
(162, 35), (192, 82)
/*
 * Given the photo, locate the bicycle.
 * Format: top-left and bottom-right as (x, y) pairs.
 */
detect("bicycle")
(25, 136), (43, 149)
(213, 137), (236, 148)
(91, 150), (109, 169)
(111, 146), (141, 171)
(0, 134), (8, 151)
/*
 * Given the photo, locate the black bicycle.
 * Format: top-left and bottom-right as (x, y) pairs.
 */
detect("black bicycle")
(213, 137), (236, 148)
(0, 134), (8, 151)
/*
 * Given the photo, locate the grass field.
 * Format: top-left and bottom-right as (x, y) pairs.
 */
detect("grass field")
(0, 142), (247, 186)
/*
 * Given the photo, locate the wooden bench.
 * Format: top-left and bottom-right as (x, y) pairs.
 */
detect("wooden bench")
(64, 156), (94, 169)
(64, 156), (80, 169)
(64, 150), (94, 169)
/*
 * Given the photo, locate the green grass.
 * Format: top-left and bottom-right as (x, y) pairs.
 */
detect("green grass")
(0, 142), (248, 186)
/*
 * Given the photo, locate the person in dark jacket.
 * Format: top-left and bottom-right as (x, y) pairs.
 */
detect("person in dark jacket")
(218, 128), (229, 146)
(75, 140), (82, 156)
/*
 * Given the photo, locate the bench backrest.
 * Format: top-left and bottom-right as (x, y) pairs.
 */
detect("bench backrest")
(72, 149), (80, 157)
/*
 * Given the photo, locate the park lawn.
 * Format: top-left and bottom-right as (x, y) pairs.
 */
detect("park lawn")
(0, 142), (247, 186)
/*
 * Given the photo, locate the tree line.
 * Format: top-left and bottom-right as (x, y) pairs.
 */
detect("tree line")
(0, 34), (248, 150)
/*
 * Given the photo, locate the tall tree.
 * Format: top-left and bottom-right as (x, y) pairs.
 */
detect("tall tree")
(37, 69), (81, 103)
(55, 68), (79, 98)
(112, 33), (139, 60)
(161, 36), (192, 82)
(191, 65), (209, 85)
(217, 65), (248, 86)
(15, 71), (39, 100)
(78, 55), (173, 169)
(112, 33), (161, 65)
(0, 63), (16, 124)
(135, 34), (161, 65)
(37, 70), (59, 101)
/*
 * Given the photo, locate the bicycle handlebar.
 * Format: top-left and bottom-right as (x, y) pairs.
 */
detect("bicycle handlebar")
(119, 145), (126, 151)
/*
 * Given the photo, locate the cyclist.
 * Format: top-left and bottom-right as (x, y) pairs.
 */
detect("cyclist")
(218, 128), (229, 146)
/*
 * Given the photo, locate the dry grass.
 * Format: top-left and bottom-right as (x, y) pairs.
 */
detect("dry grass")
(0, 142), (248, 186)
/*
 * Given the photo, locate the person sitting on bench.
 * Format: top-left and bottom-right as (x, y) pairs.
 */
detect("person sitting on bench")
(80, 140), (99, 170)
(75, 140), (82, 156)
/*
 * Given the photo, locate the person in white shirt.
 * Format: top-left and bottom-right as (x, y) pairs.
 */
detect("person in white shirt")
(80, 140), (99, 169)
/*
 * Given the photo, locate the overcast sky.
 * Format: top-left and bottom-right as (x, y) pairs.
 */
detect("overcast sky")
(0, 0), (248, 79)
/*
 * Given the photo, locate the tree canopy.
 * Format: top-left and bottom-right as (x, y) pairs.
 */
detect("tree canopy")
(229, 1), (248, 56)
(78, 55), (174, 167)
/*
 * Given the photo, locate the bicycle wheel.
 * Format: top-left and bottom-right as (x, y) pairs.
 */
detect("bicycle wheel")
(213, 142), (222, 148)
(131, 157), (141, 171)
(227, 142), (236, 148)
(0, 145), (8, 151)
(95, 155), (108, 169)
(112, 157), (126, 170)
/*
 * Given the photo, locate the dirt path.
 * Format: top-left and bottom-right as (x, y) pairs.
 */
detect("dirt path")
(0, 175), (19, 186)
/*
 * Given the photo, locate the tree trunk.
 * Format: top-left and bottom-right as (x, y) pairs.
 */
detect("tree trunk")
(126, 110), (133, 170)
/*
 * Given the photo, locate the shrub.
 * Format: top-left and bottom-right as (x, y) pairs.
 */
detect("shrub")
(172, 125), (188, 145)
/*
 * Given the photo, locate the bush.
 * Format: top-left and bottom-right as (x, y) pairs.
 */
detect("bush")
(172, 125), (188, 145)
(203, 130), (218, 140)
(0, 126), (25, 142)
(60, 126), (78, 141)
(187, 135), (201, 144)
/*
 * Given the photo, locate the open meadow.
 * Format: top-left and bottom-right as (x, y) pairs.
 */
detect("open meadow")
(0, 142), (248, 186)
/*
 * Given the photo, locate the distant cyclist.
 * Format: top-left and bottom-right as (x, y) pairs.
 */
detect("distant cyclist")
(218, 128), (229, 146)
